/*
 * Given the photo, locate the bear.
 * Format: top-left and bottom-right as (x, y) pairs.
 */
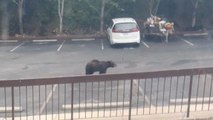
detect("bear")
(85, 59), (116, 75)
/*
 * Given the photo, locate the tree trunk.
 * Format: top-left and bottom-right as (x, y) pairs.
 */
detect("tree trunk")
(1, 0), (9, 39)
(192, 0), (199, 28)
(149, 0), (153, 16)
(58, 0), (65, 34)
(153, 0), (160, 16)
(149, 0), (160, 16)
(18, 0), (24, 35)
(100, 0), (106, 34)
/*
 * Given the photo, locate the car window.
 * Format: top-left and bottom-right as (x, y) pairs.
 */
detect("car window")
(113, 23), (138, 31)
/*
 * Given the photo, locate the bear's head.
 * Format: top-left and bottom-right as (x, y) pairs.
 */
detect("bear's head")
(106, 61), (116, 68)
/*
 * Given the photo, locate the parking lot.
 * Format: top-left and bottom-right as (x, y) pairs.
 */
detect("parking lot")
(0, 35), (213, 80)
(1, 35), (213, 118)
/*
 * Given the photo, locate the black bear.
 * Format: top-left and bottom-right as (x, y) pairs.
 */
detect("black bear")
(85, 59), (116, 75)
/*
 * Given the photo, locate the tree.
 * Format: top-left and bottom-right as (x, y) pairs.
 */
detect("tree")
(12, 0), (24, 35)
(2, 0), (212, 36)
(58, 0), (65, 34)
(191, 0), (201, 28)
(83, 0), (109, 34)
(100, 0), (107, 34)
(0, 0), (9, 38)
(148, 0), (161, 16)
(84, 0), (136, 34)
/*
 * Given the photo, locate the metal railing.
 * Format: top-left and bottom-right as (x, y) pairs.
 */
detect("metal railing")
(0, 67), (213, 120)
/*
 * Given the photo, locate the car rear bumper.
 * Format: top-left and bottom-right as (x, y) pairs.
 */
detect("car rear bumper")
(111, 37), (140, 44)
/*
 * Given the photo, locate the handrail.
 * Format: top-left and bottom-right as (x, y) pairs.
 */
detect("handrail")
(0, 67), (213, 87)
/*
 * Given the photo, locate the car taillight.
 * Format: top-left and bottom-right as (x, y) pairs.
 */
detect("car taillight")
(131, 28), (139, 32)
(112, 29), (119, 33)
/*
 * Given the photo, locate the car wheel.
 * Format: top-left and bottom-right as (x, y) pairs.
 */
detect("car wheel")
(110, 43), (115, 48)
(133, 43), (140, 48)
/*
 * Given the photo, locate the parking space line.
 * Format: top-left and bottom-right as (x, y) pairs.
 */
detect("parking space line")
(57, 40), (66, 52)
(9, 42), (25, 52)
(141, 41), (150, 48)
(182, 39), (194, 46)
(101, 39), (104, 50)
(178, 37), (194, 46)
(133, 80), (151, 106)
(37, 84), (58, 115)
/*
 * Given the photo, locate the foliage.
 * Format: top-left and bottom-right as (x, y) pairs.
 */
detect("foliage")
(0, 0), (213, 36)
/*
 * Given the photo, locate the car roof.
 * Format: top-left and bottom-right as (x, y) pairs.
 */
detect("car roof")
(112, 18), (137, 24)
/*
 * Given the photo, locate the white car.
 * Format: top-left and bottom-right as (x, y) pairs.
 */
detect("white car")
(107, 18), (141, 46)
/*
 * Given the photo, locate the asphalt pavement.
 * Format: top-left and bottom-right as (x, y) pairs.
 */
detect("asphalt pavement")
(1, 36), (213, 79)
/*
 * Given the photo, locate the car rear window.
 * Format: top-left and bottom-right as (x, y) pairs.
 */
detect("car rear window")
(113, 23), (138, 32)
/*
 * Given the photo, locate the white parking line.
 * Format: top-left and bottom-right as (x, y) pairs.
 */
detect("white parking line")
(57, 40), (66, 52)
(133, 80), (151, 105)
(9, 42), (25, 52)
(182, 39), (194, 46)
(37, 84), (57, 115)
(141, 41), (150, 48)
(179, 37), (194, 46)
(101, 39), (104, 50)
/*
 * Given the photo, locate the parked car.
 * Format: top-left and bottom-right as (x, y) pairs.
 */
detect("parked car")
(107, 17), (141, 46)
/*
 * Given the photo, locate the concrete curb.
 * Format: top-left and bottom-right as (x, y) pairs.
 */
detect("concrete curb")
(170, 97), (213, 104)
(0, 40), (18, 42)
(3, 108), (213, 120)
(32, 39), (57, 42)
(183, 32), (209, 37)
(72, 38), (96, 41)
(0, 107), (23, 113)
(0, 38), (98, 43)
(62, 102), (129, 110)
(0, 34), (106, 41)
